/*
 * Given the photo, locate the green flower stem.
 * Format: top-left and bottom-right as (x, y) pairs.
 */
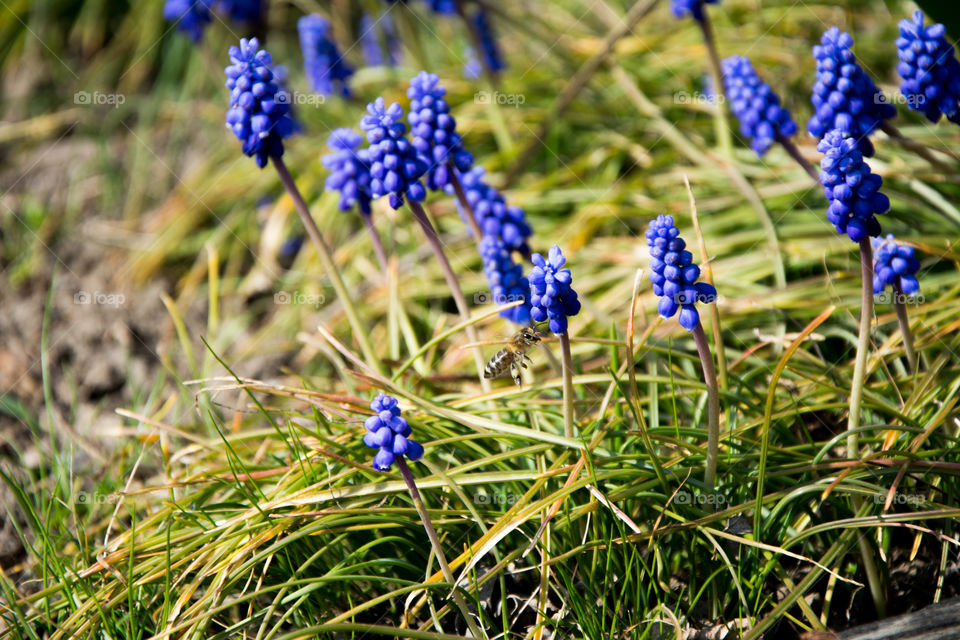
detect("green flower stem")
(852, 512), (888, 619)
(776, 134), (819, 182)
(697, 11), (733, 157)
(360, 212), (389, 276)
(846, 238), (887, 614)
(692, 322), (720, 488)
(448, 168), (484, 243)
(893, 280), (918, 373)
(559, 332), (576, 439)
(396, 458), (486, 638)
(880, 121), (956, 175)
(847, 238), (873, 459)
(271, 155), (383, 375)
(408, 201), (491, 391)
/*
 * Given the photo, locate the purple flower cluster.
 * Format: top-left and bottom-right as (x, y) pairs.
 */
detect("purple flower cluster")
(298, 14), (353, 97)
(873, 235), (921, 295)
(448, 167), (531, 254)
(363, 394), (424, 471)
(896, 11), (960, 124)
(471, 8), (506, 72)
(529, 246), (581, 334)
(671, 0), (719, 21)
(424, 0), (456, 14)
(224, 38), (297, 168)
(480, 236), (532, 325)
(163, 0), (212, 42)
(408, 72), (474, 191)
(646, 215), (718, 332)
(817, 130), (889, 242)
(722, 55), (798, 156)
(216, 0), (263, 23)
(361, 11), (401, 67)
(808, 27), (895, 157)
(360, 98), (428, 209)
(322, 128), (373, 215)
(164, 0), (261, 40)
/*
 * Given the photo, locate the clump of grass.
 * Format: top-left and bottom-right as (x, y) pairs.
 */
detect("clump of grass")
(3, 1), (960, 639)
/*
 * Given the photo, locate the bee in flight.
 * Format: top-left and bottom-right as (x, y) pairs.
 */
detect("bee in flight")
(484, 326), (542, 385)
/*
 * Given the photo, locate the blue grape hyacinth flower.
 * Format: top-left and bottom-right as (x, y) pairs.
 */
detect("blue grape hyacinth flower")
(361, 11), (401, 67)
(363, 394), (424, 471)
(463, 48), (483, 80)
(873, 235), (920, 296)
(163, 0), (212, 41)
(216, 0), (263, 23)
(471, 8), (506, 72)
(896, 11), (960, 124)
(224, 38), (297, 168)
(447, 167), (531, 254)
(809, 27), (896, 157)
(645, 215), (718, 332)
(408, 71), (474, 191)
(722, 55), (798, 156)
(671, 0), (719, 21)
(817, 129), (890, 242)
(298, 14), (353, 97)
(322, 128), (373, 215)
(360, 97), (428, 209)
(529, 246), (581, 334)
(424, 0), (456, 14)
(480, 236), (532, 325)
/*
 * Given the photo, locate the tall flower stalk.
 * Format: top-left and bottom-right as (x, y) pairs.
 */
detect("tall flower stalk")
(529, 246), (581, 438)
(360, 97), (489, 388)
(224, 38), (382, 373)
(817, 129), (890, 453)
(363, 395), (484, 636)
(818, 129), (891, 618)
(673, 0), (732, 154)
(645, 215), (720, 486)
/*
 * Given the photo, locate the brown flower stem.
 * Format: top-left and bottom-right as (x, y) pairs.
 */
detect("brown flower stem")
(880, 122), (956, 174)
(396, 458), (486, 637)
(448, 167), (484, 244)
(271, 155), (382, 374)
(559, 332), (576, 439)
(777, 134), (819, 182)
(847, 238), (873, 459)
(697, 10), (733, 157)
(893, 280), (918, 374)
(408, 200), (490, 391)
(361, 212), (390, 276)
(692, 323), (720, 488)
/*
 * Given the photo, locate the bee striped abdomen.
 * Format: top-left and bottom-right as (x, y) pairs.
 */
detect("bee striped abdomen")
(484, 347), (513, 379)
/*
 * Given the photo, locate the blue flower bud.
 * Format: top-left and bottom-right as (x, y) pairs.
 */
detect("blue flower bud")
(645, 215), (717, 331)
(896, 11), (960, 124)
(808, 27), (895, 156)
(529, 246), (580, 335)
(224, 38), (297, 168)
(722, 55), (798, 156)
(873, 235), (921, 295)
(298, 14), (353, 97)
(817, 130), (888, 242)
(363, 394), (424, 471)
